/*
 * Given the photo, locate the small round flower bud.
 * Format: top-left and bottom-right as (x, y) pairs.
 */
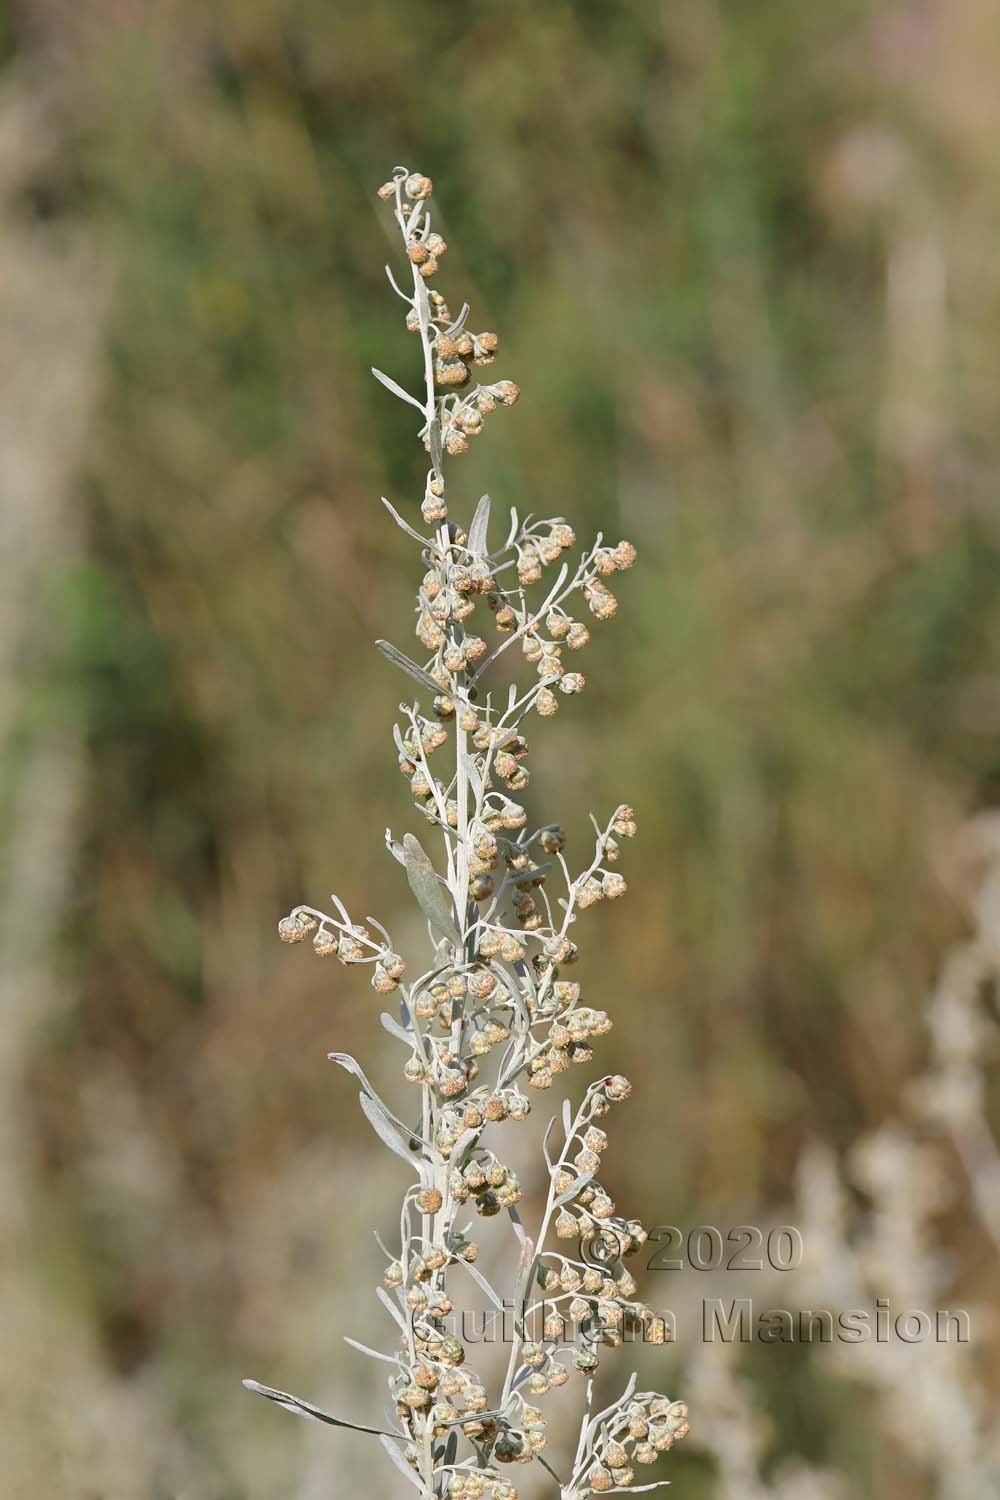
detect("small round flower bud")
(472, 331), (498, 364)
(404, 173), (433, 199)
(416, 1187), (443, 1214)
(555, 1208), (578, 1239)
(492, 380), (520, 406)
(422, 494), (448, 524)
(602, 872), (627, 900)
(278, 911), (317, 943)
(313, 927), (338, 957)
(576, 876), (604, 909)
(435, 357), (470, 388)
(566, 621), (590, 650)
(438, 1335), (464, 1366)
(586, 582), (619, 620)
(614, 539), (637, 569)
(384, 1260), (403, 1287)
(559, 672), (585, 695)
(613, 805), (637, 838)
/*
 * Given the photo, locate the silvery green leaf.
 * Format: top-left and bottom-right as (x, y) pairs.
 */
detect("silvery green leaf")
(381, 496), (428, 546)
(376, 1286), (406, 1331)
(508, 1204), (531, 1254)
(440, 1430), (459, 1468)
(380, 1435), (423, 1490)
(359, 1090), (419, 1163)
(461, 752), (483, 800)
(328, 1053), (426, 1152)
(457, 1256), (505, 1310)
(450, 1126), (478, 1164)
(385, 829), (406, 866)
(553, 1172), (593, 1209)
(371, 367), (426, 413)
(344, 1336), (403, 1367)
(542, 1116), (558, 1170)
(468, 494), (491, 556)
(403, 833), (461, 944)
(562, 1098), (573, 1139)
(242, 1380), (392, 1437)
(375, 640), (441, 696)
(379, 1011), (412, 1045)
(505, 507), (519, 548)
(536, 1455), (566, 1485)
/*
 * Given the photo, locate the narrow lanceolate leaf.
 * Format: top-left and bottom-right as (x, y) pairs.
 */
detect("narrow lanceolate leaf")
(468, 493), (491, 556)
(344, 1336), (404, 1367)
(376, 1285), (407, 1330)
(374, 639), (442, 695)
(379, 1010), (412, 1045)
(371, 366), (425, 413)
(461, 751), (484, 800)
(328, 1053), (427, 1153)
(509, 1204), (532, 1257)
(457, 1255), (505, 1310)
(381, 496), (429, 546)
(402, 832), (461, 944)
(542, 1115), (558, 1169)
(358, 1089), (421, 1163)
(379, 1434), (423, 1491)
(242, 1380), (393, 1437)
(536, 1455), (567, 1486)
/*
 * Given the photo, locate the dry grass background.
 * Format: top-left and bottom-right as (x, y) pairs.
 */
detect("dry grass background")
(3, 1), (1000, 1496)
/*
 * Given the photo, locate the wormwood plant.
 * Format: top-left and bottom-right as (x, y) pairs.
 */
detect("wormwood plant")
(244, 167), (688, 1499)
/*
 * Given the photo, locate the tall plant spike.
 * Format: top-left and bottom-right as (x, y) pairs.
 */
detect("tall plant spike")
(245, 165), (689, 1500)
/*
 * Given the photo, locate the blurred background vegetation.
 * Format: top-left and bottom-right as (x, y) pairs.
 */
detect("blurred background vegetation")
(3, 0), (1000, 1496)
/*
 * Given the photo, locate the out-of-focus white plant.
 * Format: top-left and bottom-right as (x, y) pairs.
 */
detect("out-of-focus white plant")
(786, 808), (1000, 1498)
(244, 167), (687, 1500)
(685, 1340), (846, 1500)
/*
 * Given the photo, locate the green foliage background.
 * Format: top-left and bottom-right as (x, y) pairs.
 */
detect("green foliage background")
(4, 1), (1000, 1496)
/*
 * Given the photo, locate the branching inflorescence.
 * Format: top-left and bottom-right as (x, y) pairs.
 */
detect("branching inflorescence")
(244, 166), (688, 1500)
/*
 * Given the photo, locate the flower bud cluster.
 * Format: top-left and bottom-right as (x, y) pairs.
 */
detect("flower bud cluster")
(578, 1398), (690, 1495)
(277, 905), (405, 992)
(523, 1079), (670, 1376)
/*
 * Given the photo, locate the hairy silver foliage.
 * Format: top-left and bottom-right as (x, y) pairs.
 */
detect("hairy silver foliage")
(246, 165), (687, 1500)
